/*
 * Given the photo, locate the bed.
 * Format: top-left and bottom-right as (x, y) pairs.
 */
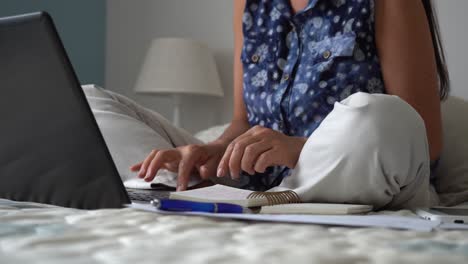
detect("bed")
(1, 85), (468, 263)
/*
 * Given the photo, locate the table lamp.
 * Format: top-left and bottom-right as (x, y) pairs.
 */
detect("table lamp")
(134, 38), (224, 127)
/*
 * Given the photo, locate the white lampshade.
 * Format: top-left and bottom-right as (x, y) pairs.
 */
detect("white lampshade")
(134, 38), (224, 97)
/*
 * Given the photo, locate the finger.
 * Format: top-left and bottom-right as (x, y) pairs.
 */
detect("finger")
(254, 149), (278, 173)
(130, 162), (143, 172)
(229, 137), (262, 179)
(217, 143), (234, 178)
(176, 154), (199, 192)
(241, 141), (272, 175)
(145, 150), (180, 182)
(198, 157), (218, 180)
(139, 150), (158, 177)
(221, 125), (269, 177)
(215, 126), (258, 172)
(164, 161), (179, 172)
(216, 126), (260, 178)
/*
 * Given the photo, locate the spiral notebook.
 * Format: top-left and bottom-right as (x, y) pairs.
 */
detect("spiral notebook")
(169, 184), (372, 214)
(169, 184), (299, 207)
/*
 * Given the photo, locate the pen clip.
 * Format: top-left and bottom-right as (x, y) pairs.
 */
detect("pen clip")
(150, 199), (160, 208)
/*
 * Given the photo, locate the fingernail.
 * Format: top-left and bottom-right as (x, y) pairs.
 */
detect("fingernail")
(217, 168), (224, 177)
(139, 169), (145, 176)
(201, 166), (207, 172)
(230, 171), (238, 179)
(144, 171), (152, 181)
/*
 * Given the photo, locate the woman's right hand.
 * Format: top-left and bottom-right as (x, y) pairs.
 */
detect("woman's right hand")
(130, 140), (228, 191)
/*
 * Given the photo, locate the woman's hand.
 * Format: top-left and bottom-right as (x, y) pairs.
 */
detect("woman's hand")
(130, 140), (228, 191)
(216, 125), (307, 179)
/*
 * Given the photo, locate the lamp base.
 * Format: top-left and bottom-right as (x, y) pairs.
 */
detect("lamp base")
(173, 94), (181, 128)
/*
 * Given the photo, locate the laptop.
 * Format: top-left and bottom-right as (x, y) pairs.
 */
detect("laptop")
(0, 12), (169, 209)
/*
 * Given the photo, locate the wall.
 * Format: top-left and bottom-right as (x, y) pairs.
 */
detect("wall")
(106, 0), (468, 133)
(106, 0), (233, 133)
(435, 0), (468, 100)
(0, 0), (106, 86)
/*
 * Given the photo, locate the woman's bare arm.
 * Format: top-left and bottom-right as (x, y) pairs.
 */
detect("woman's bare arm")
(375, 0), (443, 161)
(211, 0), (250, 147)
(132, 0), (251, 187)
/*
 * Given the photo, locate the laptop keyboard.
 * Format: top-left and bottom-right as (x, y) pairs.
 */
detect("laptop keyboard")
(127, 189), (171, 202)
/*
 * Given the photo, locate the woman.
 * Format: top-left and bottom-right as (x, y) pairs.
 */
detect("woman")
(131, 0), (449, 209)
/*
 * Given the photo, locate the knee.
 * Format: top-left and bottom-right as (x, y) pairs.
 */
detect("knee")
(340, 92), (427, 149)
(342, 92), (423, 127)
(340, 93), (430, 202)
(332, 92), (430, 190)
(308, 92), (427, 159)
(291, 93), (430, 208)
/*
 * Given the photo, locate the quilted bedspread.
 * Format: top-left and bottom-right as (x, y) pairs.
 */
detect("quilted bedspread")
(1, 199), (468, 264)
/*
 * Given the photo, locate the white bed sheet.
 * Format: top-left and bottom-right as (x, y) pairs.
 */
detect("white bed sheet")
(1, 199), (468, 264)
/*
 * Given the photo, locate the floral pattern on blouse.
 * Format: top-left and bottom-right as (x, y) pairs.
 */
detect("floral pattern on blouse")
(239, 0), (386, 191)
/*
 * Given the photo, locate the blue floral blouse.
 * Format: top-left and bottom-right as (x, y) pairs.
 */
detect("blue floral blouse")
(239, 0), (386, 191)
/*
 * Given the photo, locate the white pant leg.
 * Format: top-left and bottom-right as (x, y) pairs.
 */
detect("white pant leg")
(280, 92), (437, 210)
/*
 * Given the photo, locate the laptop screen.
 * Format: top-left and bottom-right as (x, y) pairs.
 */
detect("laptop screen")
(0, 12), (130, 209)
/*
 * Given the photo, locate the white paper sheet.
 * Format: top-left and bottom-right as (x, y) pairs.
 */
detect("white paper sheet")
(437, 223), (468, 230)
(129, 203), (441, 232)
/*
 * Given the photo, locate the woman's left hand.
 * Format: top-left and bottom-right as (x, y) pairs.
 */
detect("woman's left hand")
(216, 125), (307, 179)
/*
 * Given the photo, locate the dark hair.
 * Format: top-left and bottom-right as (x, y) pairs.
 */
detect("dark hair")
(422, 0), (450, 100)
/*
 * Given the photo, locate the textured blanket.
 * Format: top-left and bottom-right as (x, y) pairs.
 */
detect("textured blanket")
(1, 199), (468, 264)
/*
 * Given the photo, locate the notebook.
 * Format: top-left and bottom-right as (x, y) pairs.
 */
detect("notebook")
(169, 184), (373, 214)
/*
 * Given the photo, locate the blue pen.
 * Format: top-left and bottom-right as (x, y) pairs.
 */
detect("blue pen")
(150, 199), (244, 214)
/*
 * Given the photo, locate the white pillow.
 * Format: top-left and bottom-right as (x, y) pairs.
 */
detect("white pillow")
(194, 123), (229, 143)
(82, 84), (205, 188)
(433, 96), (468, 206)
